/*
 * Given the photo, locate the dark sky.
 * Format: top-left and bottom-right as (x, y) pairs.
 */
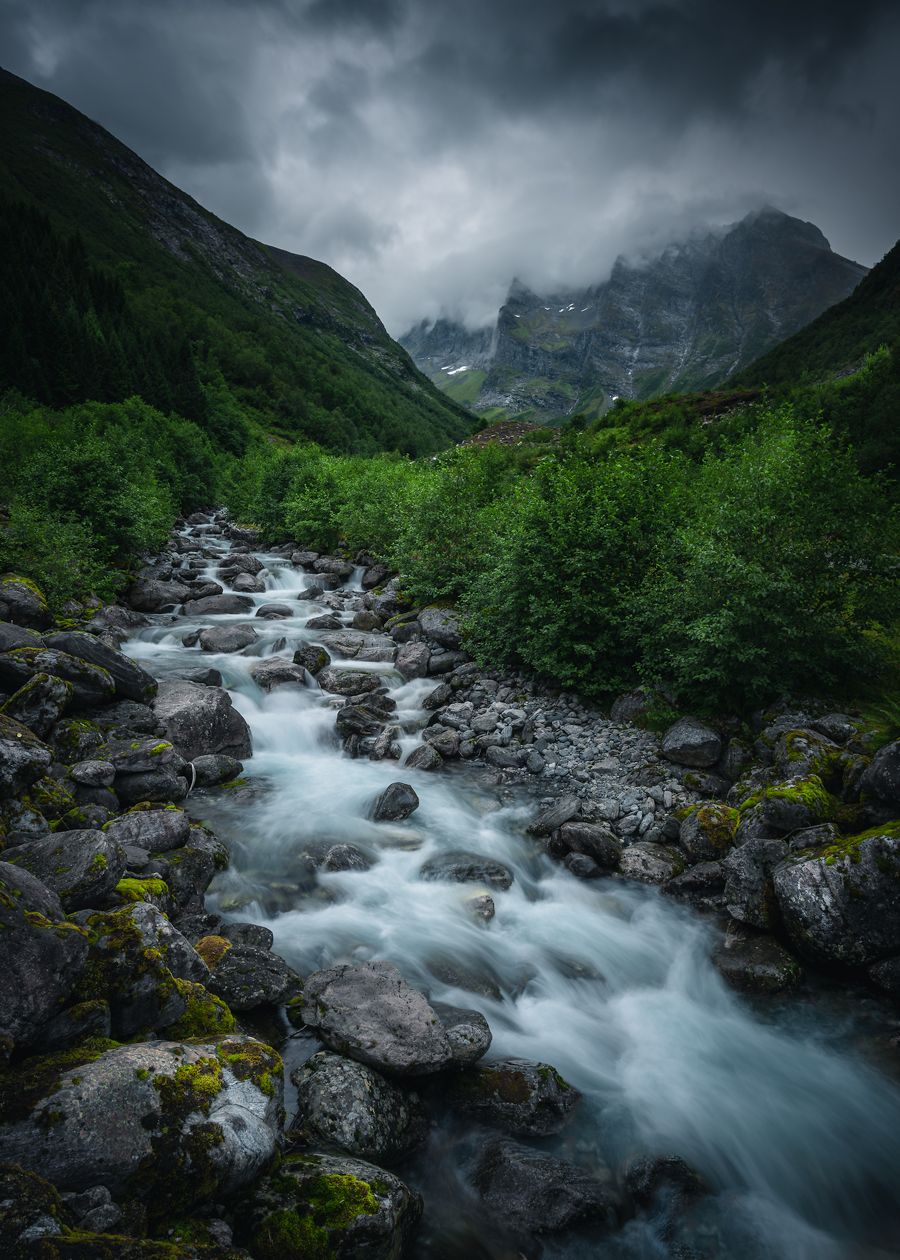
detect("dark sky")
(2, 0), (898, 332)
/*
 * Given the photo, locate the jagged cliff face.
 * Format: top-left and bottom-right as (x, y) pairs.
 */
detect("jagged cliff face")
(401, 209), (868, 419)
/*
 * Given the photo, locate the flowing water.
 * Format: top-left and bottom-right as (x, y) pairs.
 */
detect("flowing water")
(127, 528), (900, 1258)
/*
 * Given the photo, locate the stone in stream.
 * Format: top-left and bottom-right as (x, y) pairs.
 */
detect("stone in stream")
(661, 717), (723, 768)
(203, 941), (302, 1011)
(323, 843), (372, 872)
(219, 553), (264, 577)
(43, 630), (158, 703)
(712, 924), (803, 994)
(526, 795), (581, 836)
(318, 667), (383, 695)
(306, 612), (343, 631)
(126, 576), (192, 611)
(249, 656), (308, 691)
(290, 1052), (429, 1163)
(419, 849), (514, 891)
(248, 1152), (422, 1260)
(219, 921), (274, 949)
(0, 670), (72, 738)
(619, 842), (685, 884)
(624, 1154), (708, 1210)
(371, 781), (420, 822)
(441, 1058), (580, 1135)
(185, 666), (223, 686)
(555, 821), (622, 869)
(473, 1138), (619, 1236)
(103, 805), (192, 852)
(3, 829), (126, 911)
(192, 752), (244, 786)
(182, 593), (254, 617)
(722, 837), (787, 930)
(417, 606), (462, 649)
(153, 679), (252, 761)
(404, 743), (443, 772)
(198, 622), (259, 653)
(293, 643), (331, 675)
(395, 641), (431, 679)
(255, 602), (294, 619)
(0, 1037), (282, 1213)
(301, 960), (455, 1075)
(231, 571), (266, 594)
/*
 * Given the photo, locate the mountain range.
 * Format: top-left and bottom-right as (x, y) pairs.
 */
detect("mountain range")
(401, 209), (868, 422)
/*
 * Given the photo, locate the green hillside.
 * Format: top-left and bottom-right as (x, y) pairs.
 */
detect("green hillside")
(0, 67), (470, 457)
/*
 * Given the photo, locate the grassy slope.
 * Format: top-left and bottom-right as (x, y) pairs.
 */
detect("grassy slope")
(0, 67), (471, 456)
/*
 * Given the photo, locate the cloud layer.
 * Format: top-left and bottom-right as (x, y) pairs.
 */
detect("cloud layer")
(3, 0), (898, 332)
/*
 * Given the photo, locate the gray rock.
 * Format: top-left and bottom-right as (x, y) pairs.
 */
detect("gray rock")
(713, 925), (803, 994)
(610, 689), (654, 723)
(301, 960), (454, 1076)
(484, 746), (526, 769)
(431, 1003), (492, 1065)
(859, 739), (900, 807)
(722, 837), (787, 930)
(679, 802), (740, 862)
(104, 806), (191, 853)
(198, 623), (259, 654)
(181, 593), (254, 616)
(249, 657), (307, 690)
(557, 821), (622, 868)
(318, 667), (383, 696)
(5, 829), (126, 911)
(206, 943), (301, 1011)
(661, 717), (723, 768)
(161, 829), (228, 910)
(419, 850), (514, 890)
(43, 631), (157, 703)
(154, 680), (252, 761)
(735, 777), (835, 842)
(323, 843), (371, 872)
(306, 613), (343, 631)
(114, 767), (187, 807)
(184, 667), (223, 686)
(404, 743), (443, 772)
(291, 1052), (428, 1163)
(474, 1138), (618, 1236)
(255, 602), (294, 620)
(395, 641), (431, 680)
(231, 571), (266, 593)
(103, 736), (184, 775)
(83, 605), (149, 635)
(1, 672), (73, 737)
(192, 753), (243, 786)
(371, 781), (420, 822)
(773, 830), (900, 965)
(127, 577), (191, 612)
(0, 577), (51, 629)
(219, 921), (274, 949)
(0, 647), (115, 707)
(443, 1058), (579, 1135)
(418, 606), (461, 649)
(0, 1037), (282, 1207)
(314, 557), (355, 577)
(0, 619), (42, 652)
(619, 842), (685, 884)
(70, 760), (115, 788)
(0, 861), (88, 1050)
(423, 682), (452, 711)
(248, 1152), (421, 1260)
(293, 644), (331, 675)
(527, 795), (581, 836)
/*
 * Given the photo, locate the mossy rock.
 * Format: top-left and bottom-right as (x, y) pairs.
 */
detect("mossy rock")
(163, 980), (236, 1039)
(679, 802), (739, 862)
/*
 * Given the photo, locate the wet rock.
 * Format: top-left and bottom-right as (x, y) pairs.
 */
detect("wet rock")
(422, 682), (452, 710)
(664, 861), (726, 903)
(337, 705), (384, 739)
(192, 753), (244, 786)
(0, 576), (51, 629)
(722, 837), (787, 930)
(43, 630), (157, 703)
(624, 1154), (707, 1209)
(323, 844), (371, 872)
(610, 689), (654, 723)
(1, 671), (73, 737)
(71, 759), (115, 787)
(0, 1164), (71, 1253)
(0, 619), (42, 653)
(620, 842), (685, 884)
(0, 861), (88, 1051)
(371, 781), (419, 822)
(352, 610), (383, 631)
(484, 746), (525, 769)
(868, 955), (900, 997)
(219, 553), (264, 578)
(564, 852), (603, 878)
(232, 571), (266, 593)
(318, 667), (382, 696)
(859, 739), (900, 807)
(162, 829), (228, 910)
(735, 776), (837, 842)
(314, 557), (355, 578)
(205, 943), (301, 1011)
(773, 828), (900, 965)
(255, 602), (294, 620)
(361, 563), (390, 589)
(219, 921), (274, 949)
(4, 829), (126, 911)
(291, 1051), (428, 1162)
(0, 1037), (282, 1211)
(474, 1138), (618, 1235)
(431, 1003), (492, 1065)
(557, 821), (622, 868)
(184, 667), (224, 687)
(443, 1058), (579, 1135)
(465, 892), (496, 922)
(419, 850), (514, 890)
(526, 795), (581, 836)
(424, 956), (503, 1000)
(154, 680), (252, 761)
(104, 805), (191, 852)
(661, 717), (723, 768)
(198, 623), (259, 654)
(0, 647), (115, 707)
(95, 699), (163, 735)
(395, 641), (431, 680)
(678, 802), (739, 862)
(293, 644), (331, 675)
(306, 613), (343, 631)
(114, 767), (188, 807)
(0, 714), (52, 797)
(713, 925), (803, 994)
(418, 606), (461, 649)
(249, 657), (307, 690)
(301, 960), (454, 1076)
(248, 1152), (421, 1260)
(182, 593), (254, 617)
(404, 743), (443, 771)
(127, 577), (192, 612)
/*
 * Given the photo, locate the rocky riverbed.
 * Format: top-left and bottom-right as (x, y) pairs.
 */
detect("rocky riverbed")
(1, 513), (900, 1258)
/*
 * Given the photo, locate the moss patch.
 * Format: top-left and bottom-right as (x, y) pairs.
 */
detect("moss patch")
(163, 980), (236, 1039)
(253, 1166), (379, 1260)
(115, 878), (169, 904)
(194, 936), (231, 970)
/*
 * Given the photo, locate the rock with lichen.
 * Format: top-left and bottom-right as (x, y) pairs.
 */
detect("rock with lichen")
(440, 1058), (579, 1136)
(3, 830), (126, 911)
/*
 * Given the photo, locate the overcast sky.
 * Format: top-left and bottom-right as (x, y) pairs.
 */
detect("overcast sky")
(2, 0), (898, 333)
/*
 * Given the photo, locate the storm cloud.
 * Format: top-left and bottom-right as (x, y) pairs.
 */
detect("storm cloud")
(2, 0), (898, 332)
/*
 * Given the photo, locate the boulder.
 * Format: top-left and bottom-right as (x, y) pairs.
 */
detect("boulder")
(0, 1037), (282, 1212)
(0, 619), (42, 652)
(624, 1154), (707, 1209)
(713, 925), (803, 994)
(0, 575), (51, 629)
(154, 680), (252, 761)
(317, 667), (382, 696)
(859, 739), (900, 807)
(231, 572), (266, 594)
(442, 1059), (579, 1135)
(162, 829), (228, 910)
(255, 602), (294, 620)
(192, 754), (244, 787)
(0, 714), (52, 797)
(678, 803), (740, 862)
(4, 829), (126, 911)
(419, 849), (514, 890)
(0, 647), (115, 707)
(773, 827), (900, 965)
(127, 577), (192, 612)
(182, 593), (254, 617)
(722, 837), (787, 930)
(0, 862), (88, 1051)
(43, 631), (157, 703)
(314, 557), (355, 578)
(735, 776), (837, 842)
(70, 760), (115, 787)
(417, 607), (461, 649)
(198, 623), (259, 654)
(404, 743), (442, 771)
(293, 644), (331, 675)
(0, 671), (73, 737)
(114, 767), (188, 807)
(526, 795), (581, 836)
(291, 1052), (428, 1163)
(248, 1152), (421, 1260)
(249, 657), (307, 690)
(104, 806), (191, 853)
(219, 922), (274, 950)
(323, 844), (371, 872)
(431, 1003), (492, 1065)
(661, 718), (723, 768)
(395, 641), (431, 680)
(474, 1138), (618, 1236)
(205, 943), (301, 1012)
(556, 821), (622, 868)
(620, 842), (685, 883)
(301, 960), (454, 1076)
(219, 554), (264, 577)
(83, 604), (150, 635)
(306, 613), (342, 631)
(371, 782), (419, 822)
